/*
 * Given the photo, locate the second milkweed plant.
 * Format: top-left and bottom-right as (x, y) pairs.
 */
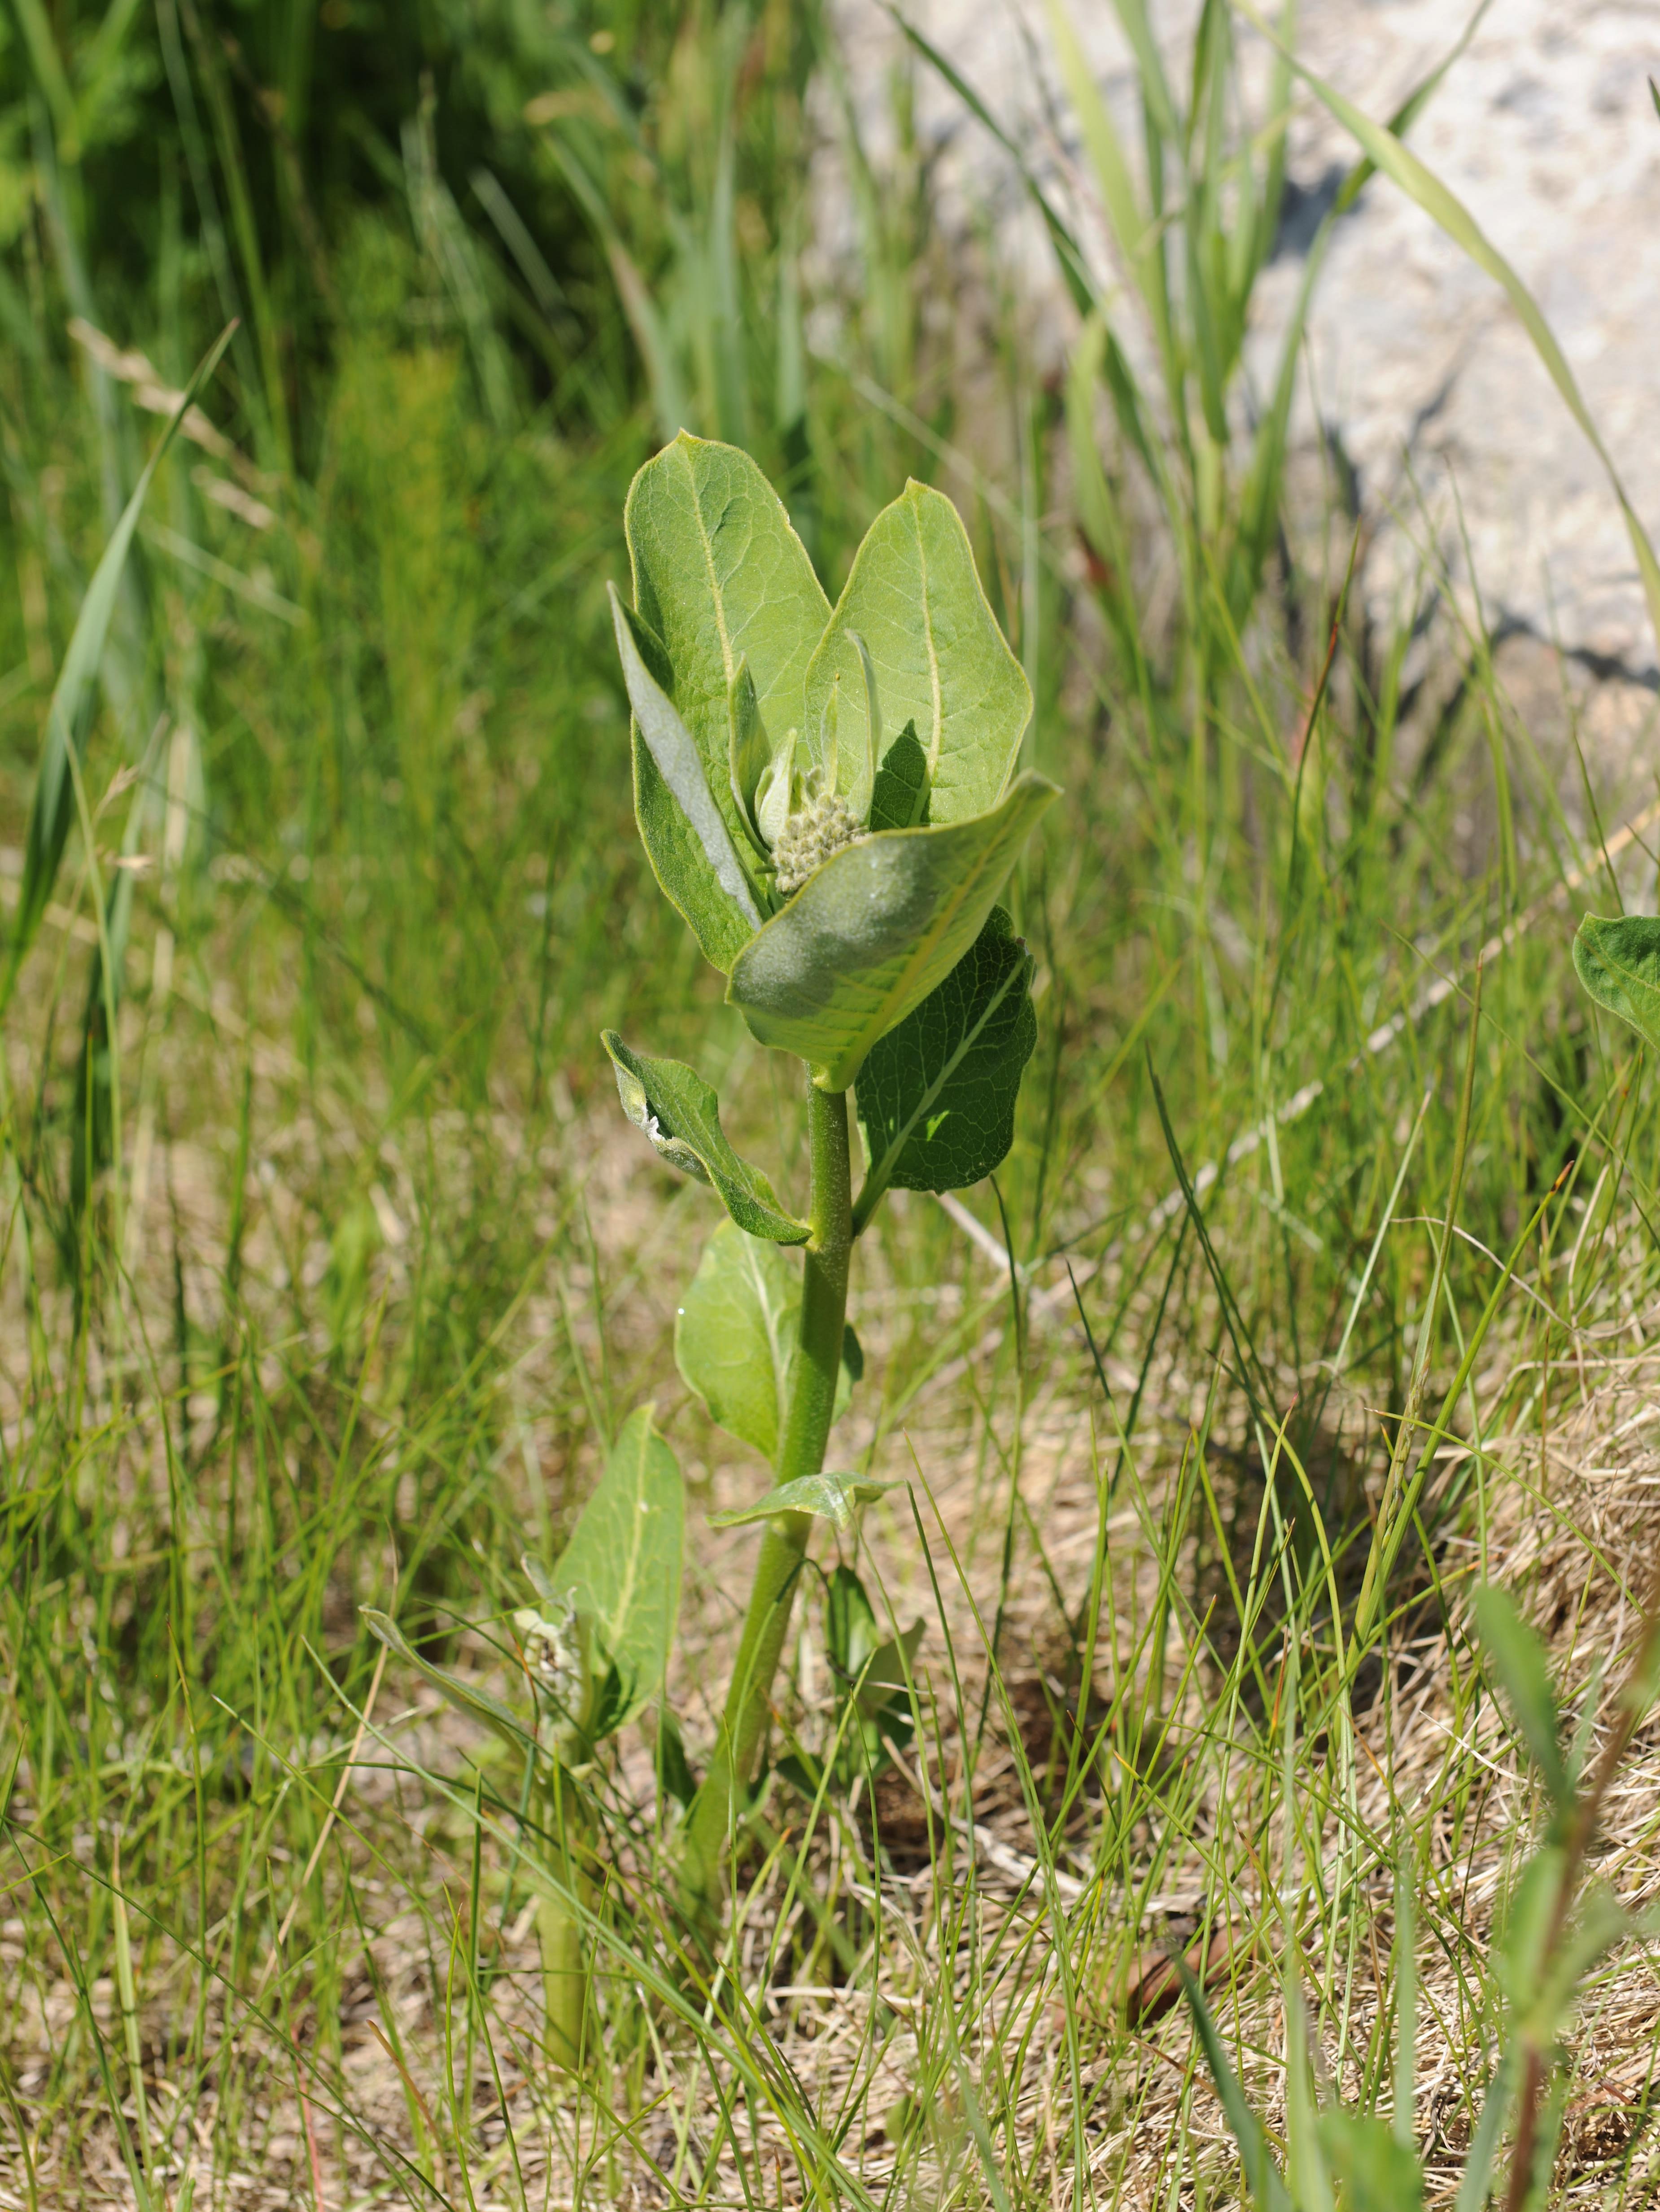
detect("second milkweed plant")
(371, 432), (1056, 2054)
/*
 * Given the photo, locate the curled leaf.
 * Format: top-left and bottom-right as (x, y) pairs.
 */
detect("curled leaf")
(609, 585), (760, 971)
(728, 773), (1057, 1090)
(362, 1609), (536, 1754)
(708, 1472), (901, 1533)
(602, 1032), (810, 1244)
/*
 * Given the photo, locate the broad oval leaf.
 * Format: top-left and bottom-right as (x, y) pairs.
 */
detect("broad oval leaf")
(855, 906), (1036, 1204)
(727, 773), (1058, 1091)
(610, 586), (760, 972)
(802, 481), (1032, 827)
(550, 1405), (684, 1733)
(602, 1031), (809, 1244)
(708, 1473), (900, 1533)
(676, 1224), (797, 1463)
(676, 1221), (857, 1464)
(1573, 914), (1660, 1054)
(625, 430), (830, 833)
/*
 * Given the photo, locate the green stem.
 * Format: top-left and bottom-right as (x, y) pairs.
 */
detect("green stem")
(538, 1763), (588, 2069)
(683, 1078), (852, 1901)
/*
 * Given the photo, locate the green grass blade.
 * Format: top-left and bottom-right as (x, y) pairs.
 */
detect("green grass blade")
(1179, 1962), (1293, 2212)
(1234, 0), (1660, 652)
(0, 324), (233, 1019)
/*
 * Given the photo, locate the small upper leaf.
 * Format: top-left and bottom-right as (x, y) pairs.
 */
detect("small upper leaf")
(551, 1405), (684, 1734)
(868, 721), (931, 833)
(727, 772), (1058, 1091)
(602, 1032), (810, 1244)
(708, 1472), (900, 1533)
(611, 586), (760, 972)
(855, 905), (1036, 1201)
(803, 481), (1032, 827)
(727, 658), (773, 859)
(1573, 914), (1660, 1053)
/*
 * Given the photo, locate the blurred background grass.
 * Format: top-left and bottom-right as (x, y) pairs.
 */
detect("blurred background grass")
(1, 0), (1656, 2200)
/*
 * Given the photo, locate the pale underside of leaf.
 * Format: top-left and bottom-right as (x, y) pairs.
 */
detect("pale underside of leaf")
(625, 431), (830, 837)
(708, 1473), (900, 1533)
(610, 586), (760, 937)
(727, 773), (1057, 1090)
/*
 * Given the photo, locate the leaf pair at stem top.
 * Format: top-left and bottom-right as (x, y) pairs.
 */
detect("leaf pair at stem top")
(608, 425), (1055, 1132)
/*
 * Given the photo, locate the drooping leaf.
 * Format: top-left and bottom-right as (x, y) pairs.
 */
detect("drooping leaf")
(1573, 915), (1660, 1054)
(656, 1707), (699, 1809)
(803, 481), (1033, 827)
(610, 586), (760, 972)
(826, 1561), (879, 1679)
(675, 1223), (857, 1463)
(852, 1622), (925, 1721)
(868, 721), (930, 833)
(362, 1610), (535, 1755)
(1472, 1584), (1568, 1807)
(854, 906), (1036, 1203)
(676, 1225), (796, 1463)
(602, 1032), (809, 1244)
(1318, 2114), (1424, 2212)
(708, 1473), (900, 1533)
(550, 1405), (683, 1733)
(625, 430), (830, 840)
(728, 773), (1058, 1091)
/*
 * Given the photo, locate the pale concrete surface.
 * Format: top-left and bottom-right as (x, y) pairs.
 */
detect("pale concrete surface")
(824, 0), (1660, 697)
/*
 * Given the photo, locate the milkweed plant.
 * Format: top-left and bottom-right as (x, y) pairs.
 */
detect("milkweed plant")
(369, 433), (1057, 2063)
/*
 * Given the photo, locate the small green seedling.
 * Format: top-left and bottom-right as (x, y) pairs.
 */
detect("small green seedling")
(365, 1406), (683, 2065)
(606, 431), (1056, 1901)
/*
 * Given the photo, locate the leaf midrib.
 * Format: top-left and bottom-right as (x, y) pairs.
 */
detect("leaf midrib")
(861, 945), (1027, 1200)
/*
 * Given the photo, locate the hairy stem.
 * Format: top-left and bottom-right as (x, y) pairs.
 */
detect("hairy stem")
(683, 1078), (852, 1902)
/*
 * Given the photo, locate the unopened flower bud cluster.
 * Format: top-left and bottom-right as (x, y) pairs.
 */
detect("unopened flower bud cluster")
(771, 778), (864, 896)
(513, 1599), (583, 1717)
